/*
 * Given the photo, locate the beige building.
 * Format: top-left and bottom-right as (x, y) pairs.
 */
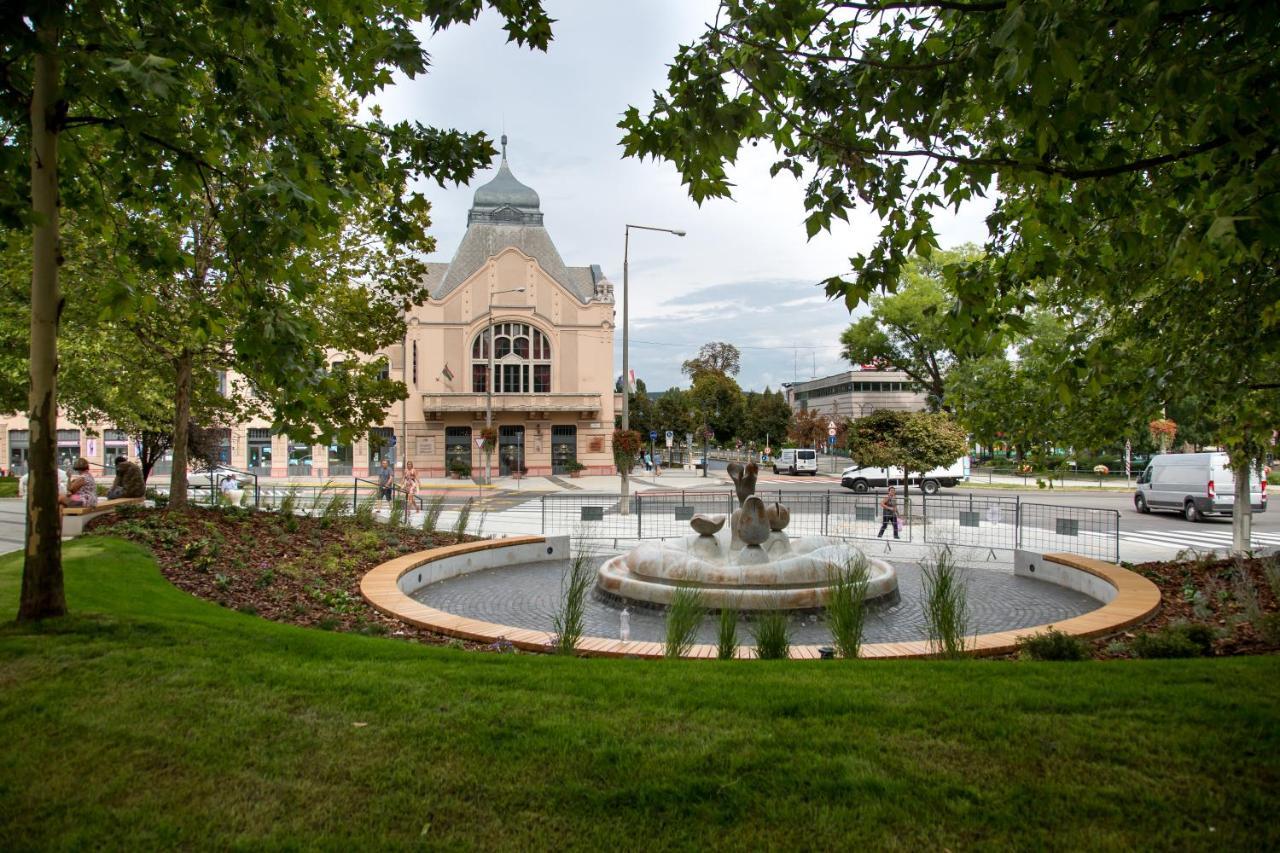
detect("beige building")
(2, 142), (618, 480)
(785, 367), (929, 421)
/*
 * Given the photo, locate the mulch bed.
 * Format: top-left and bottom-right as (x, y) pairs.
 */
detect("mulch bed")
(85, 505), (496, 649)
(1090, 554), (1280, 658)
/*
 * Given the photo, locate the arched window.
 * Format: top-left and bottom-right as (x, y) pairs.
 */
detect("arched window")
(471, 323), (552, 393)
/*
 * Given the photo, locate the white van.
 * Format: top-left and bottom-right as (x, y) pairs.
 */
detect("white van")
(1134, 452), (1267, 521)
(840, 457), (970, 495)
(773, 448), (818, 476)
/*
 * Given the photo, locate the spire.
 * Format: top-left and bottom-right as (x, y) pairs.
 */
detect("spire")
(501, 133), (508, 161)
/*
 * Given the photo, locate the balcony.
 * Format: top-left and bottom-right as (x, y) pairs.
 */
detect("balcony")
(422, 392), (605, 416)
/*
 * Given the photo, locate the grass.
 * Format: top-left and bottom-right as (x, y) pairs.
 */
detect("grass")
(0, 477), (17, 498)
(0, 540), (1279, 848)
(716, 603), (740, 660)
(549, 550), (593, 655)
(751, 610), (791, 660)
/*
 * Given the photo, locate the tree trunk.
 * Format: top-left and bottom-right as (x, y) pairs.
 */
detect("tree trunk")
(18, 29), (65, 622)
(168, 351), (193, 509)
(1231, 462), (1253, 557)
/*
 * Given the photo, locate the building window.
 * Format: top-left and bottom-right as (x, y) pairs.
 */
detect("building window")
(470, 323), (552, 393)
(216, 370), (228, 396)
(376, 361), (390, 382)
(411, 341), (418, 387)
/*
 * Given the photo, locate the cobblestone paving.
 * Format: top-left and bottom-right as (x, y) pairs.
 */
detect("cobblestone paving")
(411, 557), (1100, 645)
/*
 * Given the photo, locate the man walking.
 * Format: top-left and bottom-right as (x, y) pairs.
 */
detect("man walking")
(377, 458), (394, 501)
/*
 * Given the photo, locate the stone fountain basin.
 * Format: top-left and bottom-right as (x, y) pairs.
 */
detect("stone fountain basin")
(596, 532), (897, 611)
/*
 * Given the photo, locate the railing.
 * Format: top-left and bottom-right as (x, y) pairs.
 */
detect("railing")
(535, 490), (1120, 562)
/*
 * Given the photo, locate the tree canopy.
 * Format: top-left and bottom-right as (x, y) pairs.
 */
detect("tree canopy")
(681, 342), (741, 381)
(4, 0), (553, 620)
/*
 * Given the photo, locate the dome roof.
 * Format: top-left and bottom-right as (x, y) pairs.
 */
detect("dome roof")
(471, 135), (540, 213)
(472, 159), (541, 211)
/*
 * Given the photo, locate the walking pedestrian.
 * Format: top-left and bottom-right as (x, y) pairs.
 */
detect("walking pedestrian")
(877, 486), (900, 539)
(376, 458), (394, 501)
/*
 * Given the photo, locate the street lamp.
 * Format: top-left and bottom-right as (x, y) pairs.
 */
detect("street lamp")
(621, 224), (685, 514)
(486, 286), (525, 485)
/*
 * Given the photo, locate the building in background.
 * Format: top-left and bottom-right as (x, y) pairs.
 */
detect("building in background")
(784, 366), (929, 420)
(1, 140), (618, 479)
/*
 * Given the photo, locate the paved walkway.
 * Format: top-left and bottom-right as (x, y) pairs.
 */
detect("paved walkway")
(0, 499), (25, 555)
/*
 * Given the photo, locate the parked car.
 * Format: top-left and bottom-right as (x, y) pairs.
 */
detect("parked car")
(773, 448), (818, 476)
(840, 457), (970, 495)
(1134, 452), (1267, 521)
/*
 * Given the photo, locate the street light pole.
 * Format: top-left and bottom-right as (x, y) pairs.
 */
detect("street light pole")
(620, 223), (685, 514)
(485, 286), (524, 486)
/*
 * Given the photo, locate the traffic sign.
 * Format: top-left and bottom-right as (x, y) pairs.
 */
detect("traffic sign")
(650, 430), (658, 441)
(474, 437), (486, 450)
(664, 430), (674, 448)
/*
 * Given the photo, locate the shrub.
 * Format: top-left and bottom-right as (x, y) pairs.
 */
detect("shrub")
(825, 555), (870, 659)
(421, 494), (445, 533)
(921, 549), (970, 658)
(612, 429), (643, 474)
(452, 497), (473, 539)
(387, 497), (407, 529)
(752, 610), (791, 660)
(354, 494), (376, 526)
(319, 485), (348, 522)
(550, 551), (593, 655)
(716, 604), (740, 660)
(1133, 623), (1215, 659)
(1258, 613), (1280, 646)
(563, 459), (585, 473)
(1017, 628), (1089, 661)
(279, 485), (301, 517)
(663, 585), (705, 658)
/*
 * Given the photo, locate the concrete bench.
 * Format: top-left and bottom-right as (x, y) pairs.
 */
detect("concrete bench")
(62, 497), (145, 536)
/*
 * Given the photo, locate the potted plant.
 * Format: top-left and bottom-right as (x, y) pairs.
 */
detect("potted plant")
(612, 429), (643, 474)
(564, 459), (585, 479)
(511, 463), (528, 480)
(447, 458), (471, 480)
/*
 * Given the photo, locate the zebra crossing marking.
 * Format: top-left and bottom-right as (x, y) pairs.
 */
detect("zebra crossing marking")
(1120, 527), (1280, 551)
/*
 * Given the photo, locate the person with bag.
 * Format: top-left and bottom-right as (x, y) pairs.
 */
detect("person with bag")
(877, 485), (899, 539)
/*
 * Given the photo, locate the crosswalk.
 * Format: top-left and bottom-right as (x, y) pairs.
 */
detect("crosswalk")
(1121, 527), (1280, 553)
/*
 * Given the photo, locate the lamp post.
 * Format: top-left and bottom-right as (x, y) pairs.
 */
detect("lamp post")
(621, 224), (685, 513)
(485, 286), (525, 485)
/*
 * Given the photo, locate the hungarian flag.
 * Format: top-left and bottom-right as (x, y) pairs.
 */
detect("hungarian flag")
(441, 364), (454, 381)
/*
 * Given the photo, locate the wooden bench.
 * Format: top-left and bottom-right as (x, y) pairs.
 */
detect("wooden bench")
(62, 497), (145, 536)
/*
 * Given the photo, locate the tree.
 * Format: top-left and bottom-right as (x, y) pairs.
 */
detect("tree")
(788, 407), (826, 449)
(654, 387), (698, 439)
(622, 1), (1280, 552)
(681, 342), (741, 381)
(688, 372), (744, 444)
(741, 387), (793, 448)
(846, 410), (968, 510)
(618, 378), (655, 438)
(839, 247), (991, 410)
(2, 1), (553, 621)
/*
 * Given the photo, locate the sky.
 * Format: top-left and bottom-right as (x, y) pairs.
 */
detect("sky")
(375, 0), (992, 392)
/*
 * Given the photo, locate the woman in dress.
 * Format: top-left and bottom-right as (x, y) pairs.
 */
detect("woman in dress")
(60, 457), (98, 509)
(403, 461), (422, 512)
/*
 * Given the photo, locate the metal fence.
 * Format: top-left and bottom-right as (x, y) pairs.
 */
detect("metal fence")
(536, 490), (1119, 562)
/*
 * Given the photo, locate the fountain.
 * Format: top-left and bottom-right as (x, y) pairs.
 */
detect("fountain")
(596, 462), (898, 610)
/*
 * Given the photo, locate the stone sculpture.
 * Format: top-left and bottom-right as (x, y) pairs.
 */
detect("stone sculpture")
(690, 514), (725, 535)
(726, 461), (758, 507)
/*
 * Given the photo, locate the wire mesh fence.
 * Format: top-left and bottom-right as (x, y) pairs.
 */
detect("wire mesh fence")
(535, 490), (1119, 561)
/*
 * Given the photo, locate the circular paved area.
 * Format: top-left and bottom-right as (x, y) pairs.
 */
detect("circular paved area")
(411, 557), (1100, 645)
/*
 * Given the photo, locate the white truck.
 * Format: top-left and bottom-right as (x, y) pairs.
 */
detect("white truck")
(840, 457), (970, 495)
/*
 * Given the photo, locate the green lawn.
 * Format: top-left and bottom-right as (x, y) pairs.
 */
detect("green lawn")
(0, 478), (16, 498)
(1, 539), (1278, 849)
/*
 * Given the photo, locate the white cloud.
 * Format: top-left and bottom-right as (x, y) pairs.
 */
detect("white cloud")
(372, 0), (994, 390)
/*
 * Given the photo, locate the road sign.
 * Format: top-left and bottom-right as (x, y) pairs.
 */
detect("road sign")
(765, 446), (772, 456)
(828, 434), (836, 446)
(665, 430), (674, 448)
(650, 430), (658, 441)
(828, 423), (837, 437)
(389, 436), (397, 446)
(474, 437), (486, 450)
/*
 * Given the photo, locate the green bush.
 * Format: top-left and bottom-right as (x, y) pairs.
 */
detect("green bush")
(716, 604), (740, 660)
(826, 555), (870, 659)
(663, 585), (705, 658)
(1017, 628), (1089, 661)
(550, 551), (593, 655)
(1133, 623), (1215, 659)
(921, 549), (970, 658)
(752, 610), (791, 660)
(1257, 613), (1280, 646)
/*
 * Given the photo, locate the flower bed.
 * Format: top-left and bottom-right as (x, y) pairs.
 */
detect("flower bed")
(85, 505), (479, 645)
(1092, 554), (1280, 658)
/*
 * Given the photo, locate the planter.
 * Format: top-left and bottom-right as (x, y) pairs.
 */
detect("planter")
(569, 471), (582, 479)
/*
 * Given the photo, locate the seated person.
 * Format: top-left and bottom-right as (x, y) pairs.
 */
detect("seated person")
(106, 456), (146, 499)
(59, 457), (98, 509)
(19, 467), (68, 499)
